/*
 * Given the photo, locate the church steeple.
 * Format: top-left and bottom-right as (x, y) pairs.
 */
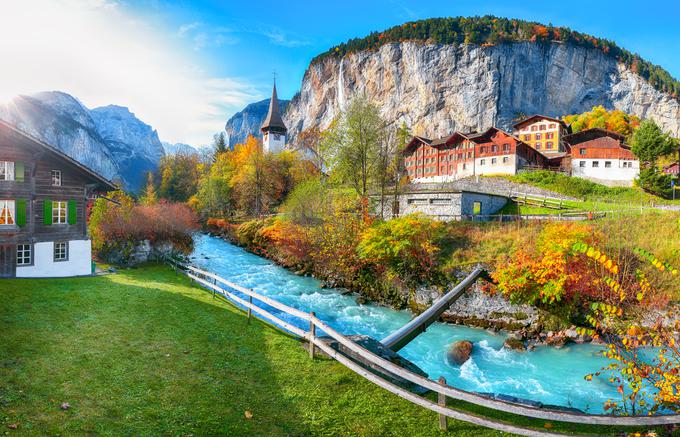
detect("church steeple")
(260, 81), (287, 153)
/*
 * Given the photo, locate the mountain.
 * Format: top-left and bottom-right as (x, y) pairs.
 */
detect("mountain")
(0, 91), (165, 191)
(284, 41), (679, 142)
(90, 105), (164, 191)
(162, 141), (198, 156)
(224, 17), (678, 145)
(225, 98), (289, 148)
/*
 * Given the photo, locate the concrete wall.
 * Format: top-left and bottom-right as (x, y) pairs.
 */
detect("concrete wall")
(571, 158), (639, 186)
(16, 239), (92, 277)
(460, 192), (508, 216)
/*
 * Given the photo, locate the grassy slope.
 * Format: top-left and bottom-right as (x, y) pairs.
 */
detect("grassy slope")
(496, 171), (680, 215)
(0, 266), (662, 436)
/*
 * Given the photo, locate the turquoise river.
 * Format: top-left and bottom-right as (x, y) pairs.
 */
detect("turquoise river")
(191, 234), (622, 414)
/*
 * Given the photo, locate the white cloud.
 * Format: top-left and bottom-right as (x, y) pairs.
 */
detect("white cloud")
(262, 29), (310, 48)
(0, 0), (260, 145)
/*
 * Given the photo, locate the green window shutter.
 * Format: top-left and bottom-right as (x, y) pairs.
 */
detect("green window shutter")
(16, 199), (26, 227)
(15, 162), (24, 182)
(67, 200), (77, 225)
(43, 200), (53, 225)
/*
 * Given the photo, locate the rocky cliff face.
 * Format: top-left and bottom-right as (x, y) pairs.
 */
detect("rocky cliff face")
(161, 141), (198, 156)
(225, 98), (289, 148)
(0, 91), (165, 191)
(283, 42), (680, 141)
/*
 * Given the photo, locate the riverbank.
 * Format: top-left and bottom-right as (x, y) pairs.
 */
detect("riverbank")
(2, 265), (655, 436)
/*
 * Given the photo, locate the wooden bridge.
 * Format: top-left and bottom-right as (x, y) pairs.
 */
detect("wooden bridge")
(167, 258), (680, 436)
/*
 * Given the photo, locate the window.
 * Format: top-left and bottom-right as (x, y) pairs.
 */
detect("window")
(467, 152), (472, 158)
(546, 132), (554, 139)
(531, 126), (537, 132)
(503, 143), (510, 151)
(53, 201), (67, 224)
(579, 161), (586, 167)
(0, 200), (15, 225)
(535, 133), (542, 140)
(54, 242), (68, 261)
(524, 135), (530, 141)
(592, 161), (599, 168)
(579, 148), (586, 156)
(605, 161), (612, 168)
(502, 157), (509, 163)
(491, 145), (498, 152)
(0, 162), (15, 181)
(462, 163), (467, 170)
(480, 159), (486, 166)
(51, 170), (62, 186)
(480, 146), (487, 153)
(491, 158), (497, 164)
(17, 244), (31, 266)
(546, 142), (553, 149)
(549, 123), (556, 128)
(539, 125), (546, 131)
(472, 201), (482, 215)
(535, 143), (541, 150)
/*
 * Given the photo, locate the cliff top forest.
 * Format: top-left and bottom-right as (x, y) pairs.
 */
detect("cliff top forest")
(312, 16), (680, 98)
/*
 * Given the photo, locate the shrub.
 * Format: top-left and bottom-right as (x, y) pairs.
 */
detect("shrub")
(357, 214), (446, 285)
(89, 192), (199, 265)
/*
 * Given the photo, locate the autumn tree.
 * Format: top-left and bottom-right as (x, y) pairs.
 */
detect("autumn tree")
(158, 153), (202, 202)
(324, 96), (384, 198)
(139, 171), (157, 205)
(191, 150), (235, 218)
(563, 106), (640, 138)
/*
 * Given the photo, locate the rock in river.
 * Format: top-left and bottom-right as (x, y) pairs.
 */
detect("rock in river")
(447, 340), (473, 365)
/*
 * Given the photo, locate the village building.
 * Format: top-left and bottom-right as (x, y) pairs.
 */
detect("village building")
(564, 128), (639, 186)
(0, 120), (116, 278)
(377, 187), (509, 221)
(403, 127), (549, 183)
(512, 115), (570, 155)
(664, 162), (679, 176)
(260, 81), (287, 154)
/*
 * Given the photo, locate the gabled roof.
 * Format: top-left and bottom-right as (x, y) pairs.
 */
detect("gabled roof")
(260, 82), (287, 133)
(564, 128), (627, 146)
(0, 119), (117, 191)
(512, 114), (568, 130)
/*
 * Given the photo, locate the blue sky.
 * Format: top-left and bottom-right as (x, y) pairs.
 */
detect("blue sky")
(131, 0), (680, 100)
(2, 0), (678, 145)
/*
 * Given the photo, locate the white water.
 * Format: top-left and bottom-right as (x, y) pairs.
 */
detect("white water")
(191, 234), (622, 413)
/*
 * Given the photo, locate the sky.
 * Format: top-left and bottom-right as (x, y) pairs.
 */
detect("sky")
(0, 0), (678, 146)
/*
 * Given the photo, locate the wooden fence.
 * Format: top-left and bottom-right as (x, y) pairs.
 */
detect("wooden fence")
(167, 259), (680, 436)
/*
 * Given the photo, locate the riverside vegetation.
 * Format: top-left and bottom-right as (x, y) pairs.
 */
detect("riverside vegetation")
(85, 97), (680, 416)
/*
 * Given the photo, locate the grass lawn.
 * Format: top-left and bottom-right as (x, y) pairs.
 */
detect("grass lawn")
(0, 266), (668, 436)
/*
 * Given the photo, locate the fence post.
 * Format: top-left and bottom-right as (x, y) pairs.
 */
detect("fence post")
(247, 293), (253, 324)
(309, 311), (316, 359)
(438, 376), (448, 431)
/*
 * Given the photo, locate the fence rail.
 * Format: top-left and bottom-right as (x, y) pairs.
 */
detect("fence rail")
(168, 258), (680, 435)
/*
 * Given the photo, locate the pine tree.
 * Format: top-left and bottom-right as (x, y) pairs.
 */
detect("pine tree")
(212, 132), (227, 161)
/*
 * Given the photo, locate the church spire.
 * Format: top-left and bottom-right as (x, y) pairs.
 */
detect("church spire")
(260, 80), (287, 134)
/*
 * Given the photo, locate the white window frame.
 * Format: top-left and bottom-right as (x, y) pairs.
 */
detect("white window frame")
(592, 161), (599, 168)
(0, 161), (15, 181)
(579, 161), (586, 167)
(51, 170), (62, 186)
(54, 241), (68, 262)
(17, 243), (32, 266)
(53, 200), (67, 224)
(0, 200), (16, 226)
(605, 161), (612, 168)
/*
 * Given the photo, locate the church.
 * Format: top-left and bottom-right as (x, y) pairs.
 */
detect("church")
(260, 82), (288, 153)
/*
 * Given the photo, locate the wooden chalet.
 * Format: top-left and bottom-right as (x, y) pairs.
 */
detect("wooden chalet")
(0, 120), (116, 278)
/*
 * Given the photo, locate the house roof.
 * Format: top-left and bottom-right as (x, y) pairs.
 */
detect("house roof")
(564, 128), (627, 146)
(512, 114), (568, 130)
(260, 82), (287, 133)
(0, 119), (117, 191)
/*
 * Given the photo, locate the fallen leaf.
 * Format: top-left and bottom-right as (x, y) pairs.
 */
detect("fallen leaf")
(244, 410), (253, 419)
(543, 422), (553, 429)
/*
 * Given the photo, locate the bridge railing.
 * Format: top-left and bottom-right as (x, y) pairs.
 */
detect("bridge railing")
(167, 258), (680, 436)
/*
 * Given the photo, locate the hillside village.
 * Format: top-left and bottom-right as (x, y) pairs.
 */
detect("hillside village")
(2, 10), (680, 437)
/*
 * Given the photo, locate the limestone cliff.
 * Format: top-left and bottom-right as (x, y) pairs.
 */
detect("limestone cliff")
(283, 42), (680, 141)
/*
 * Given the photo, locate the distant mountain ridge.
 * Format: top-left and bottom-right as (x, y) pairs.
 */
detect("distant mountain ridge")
(0, 91), (165, 191)
(162, 141), (198, 156)
(225, 98), (289, 148)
